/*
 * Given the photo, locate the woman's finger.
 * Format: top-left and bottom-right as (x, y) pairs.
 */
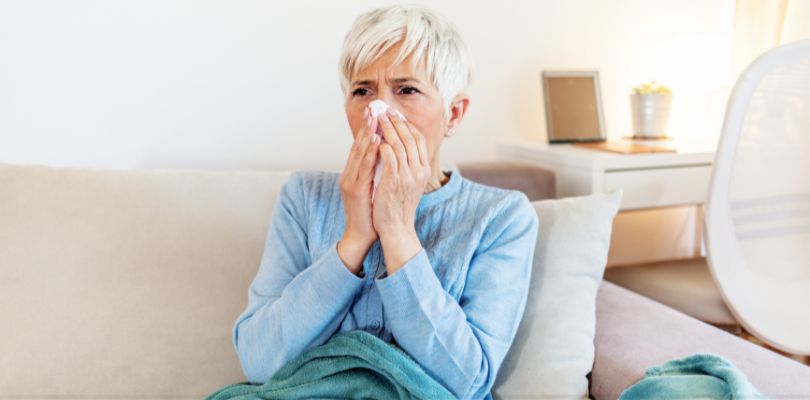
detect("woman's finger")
(407, 121), (430, 167)
(359, 124), (380, 182)
(387, 109), (419, 168)
(379, 143), (398, 179)
(347, 109), (373, 181)
(377, 113), (408, 173)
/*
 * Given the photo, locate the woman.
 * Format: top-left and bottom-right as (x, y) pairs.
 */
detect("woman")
(233, 5), (538, 399)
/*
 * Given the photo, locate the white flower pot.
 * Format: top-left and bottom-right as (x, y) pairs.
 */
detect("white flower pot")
(630, 93), (672, 138)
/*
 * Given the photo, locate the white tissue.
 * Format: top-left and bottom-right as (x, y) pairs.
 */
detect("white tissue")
(367, 100), (405, 203)
(368, 99), (390, 121)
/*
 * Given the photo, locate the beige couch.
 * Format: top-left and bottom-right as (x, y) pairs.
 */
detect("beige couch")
(1, 161), (809, 399)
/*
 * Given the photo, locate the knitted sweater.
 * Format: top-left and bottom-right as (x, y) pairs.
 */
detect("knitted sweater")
(233, 164), (538, 399)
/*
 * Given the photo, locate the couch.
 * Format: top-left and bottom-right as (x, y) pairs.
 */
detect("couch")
(1, 161), (809, 399)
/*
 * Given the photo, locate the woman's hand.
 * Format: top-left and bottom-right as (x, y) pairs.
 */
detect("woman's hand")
(372, 108), (431, 273)
(337, 108), (381, 273)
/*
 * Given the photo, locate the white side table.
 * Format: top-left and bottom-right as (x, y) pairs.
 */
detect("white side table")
(496, 141), (715, 211)
(497, 141), (735, 326)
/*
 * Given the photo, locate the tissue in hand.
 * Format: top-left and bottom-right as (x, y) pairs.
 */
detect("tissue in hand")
(368, 100), (405, 203)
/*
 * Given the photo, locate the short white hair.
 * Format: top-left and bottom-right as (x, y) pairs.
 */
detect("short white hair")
(338, 5), (472, 116)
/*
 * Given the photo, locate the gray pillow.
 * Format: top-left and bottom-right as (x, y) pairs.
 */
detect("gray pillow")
(492, 190), (623, 399)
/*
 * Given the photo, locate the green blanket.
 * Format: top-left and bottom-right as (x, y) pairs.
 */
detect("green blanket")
(206, 330), (457, 400)
(618, 353), (765, 399)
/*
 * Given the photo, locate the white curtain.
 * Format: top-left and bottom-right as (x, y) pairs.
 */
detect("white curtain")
(732, 0), (810, 77)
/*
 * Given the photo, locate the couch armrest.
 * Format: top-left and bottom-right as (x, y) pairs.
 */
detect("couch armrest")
(591, 281), (810, 399)
(457, 161), (555, 202)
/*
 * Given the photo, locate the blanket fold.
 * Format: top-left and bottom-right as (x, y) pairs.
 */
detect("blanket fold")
(206, 330), (456, 400)
(618, 353), (767, 400)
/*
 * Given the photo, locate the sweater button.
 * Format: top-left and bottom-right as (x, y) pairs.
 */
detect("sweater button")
(371, 320), (381, 329)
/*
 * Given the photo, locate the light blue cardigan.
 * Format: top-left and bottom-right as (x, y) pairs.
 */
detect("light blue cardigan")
(232, 165), (539, 400)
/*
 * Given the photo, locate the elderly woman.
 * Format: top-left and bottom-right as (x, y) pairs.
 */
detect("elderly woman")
(233, 5), (538, 399)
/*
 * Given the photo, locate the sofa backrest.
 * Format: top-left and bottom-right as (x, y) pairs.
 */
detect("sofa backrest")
(458, 160), (555, 201)
(0, 161), (554, 398)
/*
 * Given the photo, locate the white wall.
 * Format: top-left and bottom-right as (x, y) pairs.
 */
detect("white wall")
(1, 0), (734, 171)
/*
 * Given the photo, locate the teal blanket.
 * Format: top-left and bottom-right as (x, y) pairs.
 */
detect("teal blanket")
(206, 330), (456, 400)
(619, 353), (766, 399)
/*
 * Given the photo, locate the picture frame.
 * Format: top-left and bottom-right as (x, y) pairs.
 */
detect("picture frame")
(542, 70), (606, 143)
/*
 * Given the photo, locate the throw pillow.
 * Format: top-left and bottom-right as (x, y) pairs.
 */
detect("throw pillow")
(492, 190), (623, 399)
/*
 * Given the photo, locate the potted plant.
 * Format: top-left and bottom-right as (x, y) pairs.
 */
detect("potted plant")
(630, 81), (672, 139)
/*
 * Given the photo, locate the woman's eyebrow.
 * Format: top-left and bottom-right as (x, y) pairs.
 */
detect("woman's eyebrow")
(390, 77), (421, 84)
(352, 77), (422, 87)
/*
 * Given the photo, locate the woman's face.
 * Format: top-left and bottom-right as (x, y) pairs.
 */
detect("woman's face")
(345, 42), (455, 168)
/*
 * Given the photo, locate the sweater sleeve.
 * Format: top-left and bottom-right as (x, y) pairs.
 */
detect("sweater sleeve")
(232, 172), (366, 384)
(375, 192), (538, 400)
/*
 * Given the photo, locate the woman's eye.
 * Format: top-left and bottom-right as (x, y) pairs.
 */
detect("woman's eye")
(352, 88), (369, 96)
(399, 86), (420, 95)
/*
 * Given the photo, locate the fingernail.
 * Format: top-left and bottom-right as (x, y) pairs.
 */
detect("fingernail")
(372, 134), (379, 144)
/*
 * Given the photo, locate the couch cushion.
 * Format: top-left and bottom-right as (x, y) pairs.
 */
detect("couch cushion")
(591, 281), (810, 399)
(492, 190), (622, 399)
(0, 163), (288, 398)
